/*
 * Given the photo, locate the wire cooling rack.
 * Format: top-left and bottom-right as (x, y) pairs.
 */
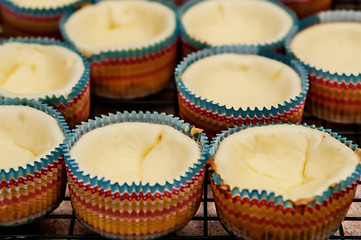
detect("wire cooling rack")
(1, 0), (361, 239)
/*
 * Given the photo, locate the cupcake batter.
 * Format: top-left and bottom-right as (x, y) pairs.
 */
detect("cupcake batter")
(181, 53), (302, 110)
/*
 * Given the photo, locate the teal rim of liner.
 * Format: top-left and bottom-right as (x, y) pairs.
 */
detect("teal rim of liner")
(0, 37), (90, 106)
(0, 0), (87, 16)
(209, 122), (361, 209)
(60, 0), (179, 61)
(0, 97), (70, 182)
(178, 0), (298, 51)
(64, 111), (209, 195)
(175, 45), (309, 119)
(285, 10), (361, 84)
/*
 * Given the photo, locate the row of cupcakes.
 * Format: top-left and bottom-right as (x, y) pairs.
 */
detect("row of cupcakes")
(0, 0), (180, 129)
(0, 0), (333, 39)
(0, 97), (208, 236)
(0, 37), (307, 137)
(176, 9), (361, 137)
(0, 0), (298, 130)
(0, 0), (357, 122)
(1, 98), (360, 240)
(1, 9), (361, 136)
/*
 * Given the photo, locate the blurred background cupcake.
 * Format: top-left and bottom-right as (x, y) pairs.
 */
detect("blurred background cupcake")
(280, 0), (333, 19)
(0, 98), (69, 226)
(0, 37), (90, 128)
(178, 0), (297, 57)
(0, 0), (87, 38)
(286, 10), (361, 123)
(209, 123), (361, 240)
(175, 45), (309, 137)
(60, 0), (178, 99)
(64, 111), (208, 239)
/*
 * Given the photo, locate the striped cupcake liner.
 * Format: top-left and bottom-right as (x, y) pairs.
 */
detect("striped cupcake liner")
(178, 0), (298, 58)
(280, 0), (333, 19)
(60, 1), (179, 99)
(209, 123), (361, 240)
(0, 98), (70, 227)
(0, 37), (90, 128)
(0, 0), (87, 38)
(175, 45), (309, 138)
(64, 111), (209, 239)
(286, 10), (361, 123)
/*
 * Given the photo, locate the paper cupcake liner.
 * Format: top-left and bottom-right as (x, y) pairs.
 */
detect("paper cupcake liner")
(88, 41), (178, 99)
(0, 37), (90, 128)
(0, 97), (70, 227)
(285, 10), (361, 123)
(209, 123), (361, 240)
(280, 0), (333, 19)
(175, 45), (309, 138)
(178, 0), (298, 58)
(0, 0), (87, 38)
(64, 111), (209, 239)
(60, 1), (179, 99)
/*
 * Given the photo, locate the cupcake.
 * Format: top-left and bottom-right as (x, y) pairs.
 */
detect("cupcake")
(209, 123), (361, 240)
(0, 97), (69, 226)
(178, 0), (297, 57)
(64, 111), (208, 239)
(280, 0), (333, 19)
(175, 45), (309, 137)
(286, 11), (361, 123)
(60, 0), (178, 99)
(0, 0), (87, 38)
(0, 38), (90, 128)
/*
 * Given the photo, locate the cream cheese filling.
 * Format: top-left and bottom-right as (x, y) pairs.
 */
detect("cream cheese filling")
(214, 124), (359, 202)
(290, 22), (361, 76)
(0, 105), (64, 171)
(0, 42), (84, 99)
(9, 0), (79, 9)
(181, 0), (293, 45)
(70, 122), (201, 185)
(64, 0), (176, 56)
(181, 54), (302, 110)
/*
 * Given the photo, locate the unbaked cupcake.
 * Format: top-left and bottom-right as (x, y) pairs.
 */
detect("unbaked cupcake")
(64, 111), (208, 239)
(0, 0), (87, 38)
(175, 45), (309, 137)
(0, 97), (69, 226)
(209, 123), (361, 240)
(60, 0), (178, 99)
(179, 0), (297, 57)
(286, 10), (361, 123)
(0, 38), (90, 128)
(280, 0), (333, 19)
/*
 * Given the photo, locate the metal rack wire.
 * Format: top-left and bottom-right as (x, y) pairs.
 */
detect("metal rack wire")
(1, 0), (361, 239)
